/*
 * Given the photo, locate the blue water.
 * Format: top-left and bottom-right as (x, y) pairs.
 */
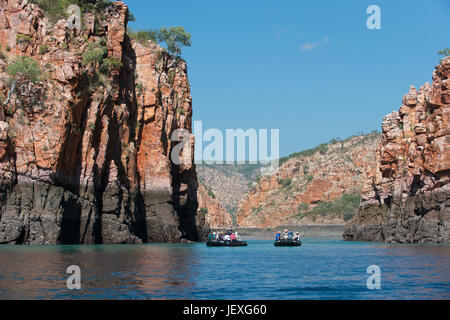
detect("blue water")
(0, 238), (449, 300)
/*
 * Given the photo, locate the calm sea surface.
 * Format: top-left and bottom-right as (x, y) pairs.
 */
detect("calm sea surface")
(0, 239), (449, 300)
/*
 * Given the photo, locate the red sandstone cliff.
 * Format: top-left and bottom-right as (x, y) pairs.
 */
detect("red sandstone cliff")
(197, 163), (261, 215)
(0, 0), (209, 244)
(344, 57), (450, 243)
(236, 134), (380, 228)
(197, 182), (232, 229)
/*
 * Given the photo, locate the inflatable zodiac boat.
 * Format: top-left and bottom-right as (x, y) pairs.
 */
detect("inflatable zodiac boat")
(206, 240), (248, 247)
(274, 239), (302, 247)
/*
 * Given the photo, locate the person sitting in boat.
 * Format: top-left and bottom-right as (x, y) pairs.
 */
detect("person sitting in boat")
(224, 233), (231, 241)
(230, 233), (237, 242)
(235, 232), (241, 241)
(208, 233), (213, 241)
(288, 230), (294, 239)
(275, 231), (281, 241)
(294, 232), (300, 241)
(283, 229), (289, 239)
(212, 232), (217, 240)
(218, 232), (223, 241)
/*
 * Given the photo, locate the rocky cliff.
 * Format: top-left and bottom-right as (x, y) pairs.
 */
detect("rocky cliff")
(197, 163), (261, 214)
(0, 0), (209, 244)
(236, 133), (380, 228)
(344, 58), (450, 243)
(197, 182), (232, 229)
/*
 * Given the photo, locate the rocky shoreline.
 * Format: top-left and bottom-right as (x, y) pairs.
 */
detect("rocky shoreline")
(344, 57), (450, 244)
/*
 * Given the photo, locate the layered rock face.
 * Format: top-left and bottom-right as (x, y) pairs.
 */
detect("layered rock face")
(197, 182), (232, 229)
(344, 58), (450, 243)
(236, 134), (380, 228)
(197, 163), (261, 214)
(0, 0), (209, 244)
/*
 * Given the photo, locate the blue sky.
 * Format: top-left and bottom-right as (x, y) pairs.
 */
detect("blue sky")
(127, 0), (450, 157)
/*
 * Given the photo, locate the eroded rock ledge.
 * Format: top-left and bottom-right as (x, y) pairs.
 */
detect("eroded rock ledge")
(0, 0), (209, 244)
(344, 57), (450, 243)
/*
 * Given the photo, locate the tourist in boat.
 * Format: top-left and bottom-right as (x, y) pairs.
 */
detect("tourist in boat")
(224, 233), (231, 241)
(208, 233), (213, 241)
(294, 232), (300, 241)
(288, 230), (294, 239)
(275, 231), (281, 241)
(230, 233), (236, 242)
(219, 232), (224, 241)
(235, 231), (241, 241)
(283, 229), (289, 239)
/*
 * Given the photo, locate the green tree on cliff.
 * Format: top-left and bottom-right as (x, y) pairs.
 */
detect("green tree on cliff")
(438, 48), (450, 56)
(81, 40), (108, 68)
(129, 26), (191, 68)
(6, 56), (42, 83)
(3, 56), (43, 106)
(128, 29), (159, 44)
(438, 48), (449, 63)
(157, 26), (191, 57)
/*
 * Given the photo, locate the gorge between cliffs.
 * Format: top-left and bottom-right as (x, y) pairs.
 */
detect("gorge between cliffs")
(0, 0), (448, 246)
(201, 56), (449, 244)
